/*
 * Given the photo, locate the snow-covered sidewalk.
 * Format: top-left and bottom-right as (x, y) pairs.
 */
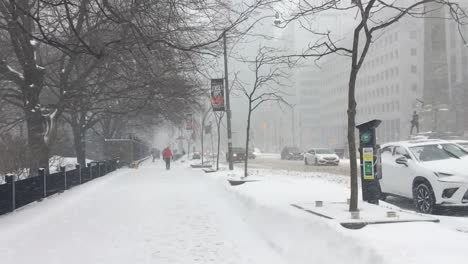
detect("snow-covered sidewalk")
(211, 167), (468, 264)
(0, 161), (283, 264)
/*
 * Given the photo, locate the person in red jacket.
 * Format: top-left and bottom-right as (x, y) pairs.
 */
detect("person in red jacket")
(162, 146), (173, 170)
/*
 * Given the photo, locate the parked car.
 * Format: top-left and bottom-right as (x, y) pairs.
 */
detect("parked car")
(226, 147), (247, 162)
(304, 148), (340, 165)
(380, 139), (468, 214)
(191, 152), (201, 160)
(248, 148), (256, 159)
(281, 147), (303, 160)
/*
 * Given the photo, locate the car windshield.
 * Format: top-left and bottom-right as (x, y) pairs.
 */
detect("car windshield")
(409, 143), (468, 162)
(288, 147), (301, 153)
(315, 149), (334, 154)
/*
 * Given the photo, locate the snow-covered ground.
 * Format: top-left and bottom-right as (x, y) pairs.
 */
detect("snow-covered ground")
(1, 160), (468, 264)
(210, 167), (468, 264)
(49, 155), (94, 172)
(0, 161), (283, 264)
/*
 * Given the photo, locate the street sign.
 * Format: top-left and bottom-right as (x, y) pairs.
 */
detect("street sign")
(211, 79), (225, 111)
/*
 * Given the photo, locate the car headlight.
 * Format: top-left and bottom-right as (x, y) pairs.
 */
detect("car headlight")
(233, 153), (237, 157)
(434, 171), (454, 177)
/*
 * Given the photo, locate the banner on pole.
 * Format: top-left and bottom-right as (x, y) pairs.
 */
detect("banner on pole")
(211, 79), (225, 111)
(185, 114), (193, 130)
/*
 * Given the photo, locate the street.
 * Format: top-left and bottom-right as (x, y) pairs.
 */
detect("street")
(245, 153), (350, 176)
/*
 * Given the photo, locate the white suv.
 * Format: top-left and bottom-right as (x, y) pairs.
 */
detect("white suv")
(380, 139), (468, 214)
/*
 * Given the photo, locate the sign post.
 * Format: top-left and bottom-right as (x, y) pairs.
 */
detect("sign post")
(356, 119), (382, 205)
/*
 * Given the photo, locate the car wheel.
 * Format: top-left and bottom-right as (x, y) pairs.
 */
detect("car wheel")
(304, 158), (309, 165)
(413, 183), (436, 214)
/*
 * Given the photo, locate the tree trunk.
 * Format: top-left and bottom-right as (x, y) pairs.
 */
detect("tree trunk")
(26, 110), (49, 175)
(244, 105), (252, 178)
(71, 123), (87, 167)
(216, 120), (221, 170)
(348, 69), (359, 212)
(201, 123), (204, 165)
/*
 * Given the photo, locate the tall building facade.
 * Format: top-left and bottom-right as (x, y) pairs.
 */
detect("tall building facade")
(296, 3), (468, 149)
(421, 1), (468, 135)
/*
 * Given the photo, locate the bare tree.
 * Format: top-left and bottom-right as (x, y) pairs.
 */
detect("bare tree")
(277, 0), (468, 211)
(239, 46), (289, 177)
(212, 110), (225, 171)
(0, 0), (277, 174)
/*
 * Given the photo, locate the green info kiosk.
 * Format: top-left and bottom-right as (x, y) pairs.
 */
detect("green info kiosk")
(356, 120), (382, 205)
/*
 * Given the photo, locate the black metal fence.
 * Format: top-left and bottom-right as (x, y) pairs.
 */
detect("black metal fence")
(0, 159), (119, 216)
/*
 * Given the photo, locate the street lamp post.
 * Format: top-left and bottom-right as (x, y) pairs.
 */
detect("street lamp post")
(223, 32), (234, 170)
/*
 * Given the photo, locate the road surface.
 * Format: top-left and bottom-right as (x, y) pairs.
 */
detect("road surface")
(0, 161), (284, 264)
(245, 153), (350, 176)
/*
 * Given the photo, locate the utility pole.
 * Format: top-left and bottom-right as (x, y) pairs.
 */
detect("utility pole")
(223, 32), (234, 170)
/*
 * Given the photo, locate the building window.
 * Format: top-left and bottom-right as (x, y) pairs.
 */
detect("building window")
(410, 48), (417, 56)
(411, 65), (417, 74)
(395, 50), (399, 58)
(394, 32), (399, 41)
(412, 84), (418, 92)
(410, 31), (417, 40)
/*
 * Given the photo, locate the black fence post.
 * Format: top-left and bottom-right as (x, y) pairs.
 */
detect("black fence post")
(61, 166), (66, 191)
(5, 175), (15, 212)
(87, 163), (92, 180)
(39, 168), (46, 198)
(104, 161), (108, 175)
(98, 162), (102, 177)
(76, 164), (81, 184)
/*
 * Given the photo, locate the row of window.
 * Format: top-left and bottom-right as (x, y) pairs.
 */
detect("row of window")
(357, 67), (401, 87)
(359, 101), (401, 115)
(356, 84), (401, 101)
(362, 50), (400, 70)
(371, 32), (400, 50)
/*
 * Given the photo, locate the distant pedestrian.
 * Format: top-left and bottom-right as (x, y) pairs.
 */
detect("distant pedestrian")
(162, 146), (173, 170)
(410, 111), (419, 135)
(151, 148), (156, 162)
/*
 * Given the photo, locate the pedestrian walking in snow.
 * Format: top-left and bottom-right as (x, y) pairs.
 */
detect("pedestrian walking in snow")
(410, 111), (419, 135)
(163, 146), (173, 170)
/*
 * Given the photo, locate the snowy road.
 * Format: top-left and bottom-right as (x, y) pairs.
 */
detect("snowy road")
(246, 154), (350, 176)
(0, 161), (284, 264)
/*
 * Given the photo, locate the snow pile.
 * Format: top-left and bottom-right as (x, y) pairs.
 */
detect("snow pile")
(209, 167), (468, 264)
(49, 156), (93, 173)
